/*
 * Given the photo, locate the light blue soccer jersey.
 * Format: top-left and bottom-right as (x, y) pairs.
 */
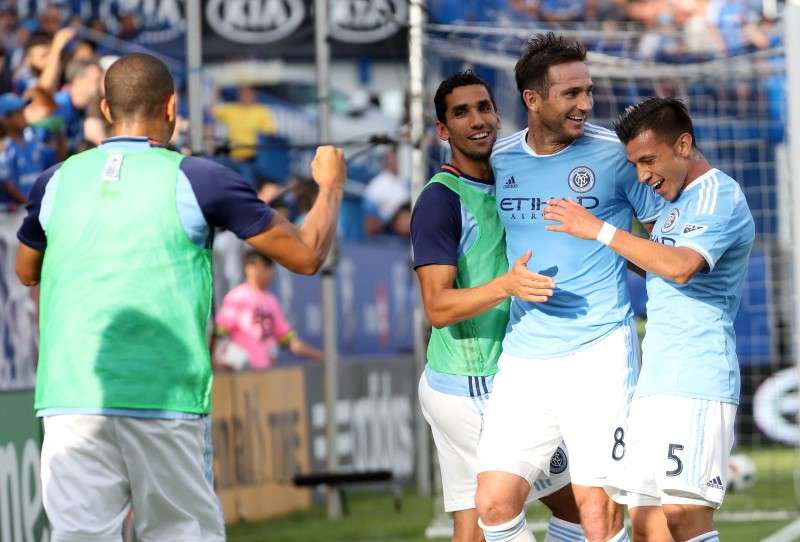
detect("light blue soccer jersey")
(492, 124), (663, 358)
(636, 168), (755, 404)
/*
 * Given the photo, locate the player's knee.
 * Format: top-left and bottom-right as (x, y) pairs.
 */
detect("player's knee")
(576, 496), (621, 540)
(474, 489), (519, 526)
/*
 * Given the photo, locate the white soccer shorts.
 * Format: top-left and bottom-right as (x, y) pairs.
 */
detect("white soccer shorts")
(418, 374), (571, 512)
(41, 415), (225, 542)
(477, 320), (640, 487)
(606, 395), (737, 508)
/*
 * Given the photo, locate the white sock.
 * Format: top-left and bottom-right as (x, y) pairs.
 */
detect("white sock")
(543, 516), (584, 541)
(605, 527), (630, 542)
(479, 510), (537, 542)
(686, 531), (720, 542)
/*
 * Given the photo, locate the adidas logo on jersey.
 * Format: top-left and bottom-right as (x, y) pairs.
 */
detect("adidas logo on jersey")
(504, 176), (518, 189)
(706, 476), (724, 490)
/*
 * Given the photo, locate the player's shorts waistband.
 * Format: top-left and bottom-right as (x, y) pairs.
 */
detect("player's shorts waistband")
(424, 365), (494, 397)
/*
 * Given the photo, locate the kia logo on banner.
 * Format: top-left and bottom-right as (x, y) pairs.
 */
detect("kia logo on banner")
(99, 0), (187, 44)
(206, 0), (306, 44)
(330, 0), (407, 43)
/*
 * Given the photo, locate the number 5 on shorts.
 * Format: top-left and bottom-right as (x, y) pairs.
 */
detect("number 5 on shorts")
(666, 443), (684, 476)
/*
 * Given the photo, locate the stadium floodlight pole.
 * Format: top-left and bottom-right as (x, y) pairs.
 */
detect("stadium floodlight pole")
(184, 0), (204, 155)
(315, 0), (343, 520)
(787, 0), (800, 500)
(408, 0), (432, 498)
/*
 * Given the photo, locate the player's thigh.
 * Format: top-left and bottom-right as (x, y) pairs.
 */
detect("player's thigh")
(477, 353), (561, 485)
(118, 416), (225, 542)
(419, 374), (485, 512)
(42, 415), (130, 542)
(527, 443), (573, 503)
(653, 397), (737, 509)
(605, 396), (662, 505)
(560, 321), (639, 486)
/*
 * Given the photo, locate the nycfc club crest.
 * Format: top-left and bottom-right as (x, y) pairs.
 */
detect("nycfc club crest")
(662, 208), (680, 233)
(568, 166), (595, 193)
(549, 447), (568, 475)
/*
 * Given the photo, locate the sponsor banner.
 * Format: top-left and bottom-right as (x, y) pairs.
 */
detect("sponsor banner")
(303, 355), (416, 481)
(211, 368), (311, 522)
(751, 367), (799, 446)
(0, 390), (48, 542)
(213, 237), (416, 356)
(0, 212), (38, 392)
(14, 1), (408, 60)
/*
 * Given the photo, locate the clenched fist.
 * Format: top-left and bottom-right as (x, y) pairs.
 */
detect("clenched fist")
(310, 146), (346, 191)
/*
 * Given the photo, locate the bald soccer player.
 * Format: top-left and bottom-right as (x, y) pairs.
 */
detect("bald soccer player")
(15, 53), (345, 542)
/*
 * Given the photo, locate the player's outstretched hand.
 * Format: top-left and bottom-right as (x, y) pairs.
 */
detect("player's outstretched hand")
(543, 198), (603, 240)
(310, 146), (346, 192)
(501, 250), (555, 303)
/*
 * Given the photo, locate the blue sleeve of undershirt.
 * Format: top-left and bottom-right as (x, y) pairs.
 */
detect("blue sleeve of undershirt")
(411, 183), (462, 268)
(179, 157), (275, 240)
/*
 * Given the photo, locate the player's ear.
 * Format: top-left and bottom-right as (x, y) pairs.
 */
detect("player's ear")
(166, 93), (177, 123)
(675, 132), (693, 158)
(100, 98), (113, 124)
(522, 89), (538, 112)
(435, 120), (450, 142)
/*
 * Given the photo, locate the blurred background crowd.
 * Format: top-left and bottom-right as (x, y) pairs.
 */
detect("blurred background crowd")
(0, 0), (786, 247)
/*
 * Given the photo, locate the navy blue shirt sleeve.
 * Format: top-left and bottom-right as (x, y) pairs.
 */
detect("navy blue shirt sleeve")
(180, 157), (275, 239)
(410, 183), (462, 268)
(16, 163), (62, 251)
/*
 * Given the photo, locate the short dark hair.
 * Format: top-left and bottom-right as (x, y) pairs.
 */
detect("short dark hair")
(244, 250), (273, 269)
(434, 70), (496, 123)
(614, 97), (696, 147)
(25, 31), (52, 53)
(514, 32), (587, 99)
(104, 53), (174, 120)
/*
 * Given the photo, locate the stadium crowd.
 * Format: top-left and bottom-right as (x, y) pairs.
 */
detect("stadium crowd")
(0, 0), (785, 237)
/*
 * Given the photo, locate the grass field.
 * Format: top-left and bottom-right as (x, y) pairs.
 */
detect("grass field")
(227, 448), (800, 542)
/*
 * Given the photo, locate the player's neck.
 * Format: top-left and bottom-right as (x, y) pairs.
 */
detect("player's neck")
(684, 151), (713, 186)
(449, 154), (491, 181)
(526, 125), (571, 156)
(108, 121), (169, 145)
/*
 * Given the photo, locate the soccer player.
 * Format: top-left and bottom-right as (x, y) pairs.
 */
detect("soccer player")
(412, 70), (584, 542)
(543, 97), (755, 542)
(475, 33), (663, 542)
(14, 53), (344, 541)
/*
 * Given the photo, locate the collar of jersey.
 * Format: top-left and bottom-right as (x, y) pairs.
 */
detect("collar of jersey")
(520, 129), (576, 158)
(99, 136), (162, 152)
(682, 168), (720, 193)
(440, 164), (493, 185)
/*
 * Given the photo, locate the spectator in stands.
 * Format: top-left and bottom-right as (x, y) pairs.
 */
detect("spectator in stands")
(388, 202), (411, 238)
(216, 251), (323, 370)
(54, 58), (103, 152)
(24, 86), (67, 159)
(363, 147), (410, 236)
(212, 85), (277, 184)
(0, 92), (56, 207)
(707, 0), (767, 55)
(36, 26), (78, 94)
(14, 31), (52, 94)
(36, 4), (63, 36)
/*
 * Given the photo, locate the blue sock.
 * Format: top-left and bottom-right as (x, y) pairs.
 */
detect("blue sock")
(543, 516), (584, 541)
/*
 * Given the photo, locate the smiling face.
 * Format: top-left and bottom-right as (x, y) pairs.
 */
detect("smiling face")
(525, 61), (593, 144)
(436, 84), (499, 163)
(625, 128), (694, 202)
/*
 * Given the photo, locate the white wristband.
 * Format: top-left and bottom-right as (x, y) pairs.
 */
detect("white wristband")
(596, 222), (617, 246)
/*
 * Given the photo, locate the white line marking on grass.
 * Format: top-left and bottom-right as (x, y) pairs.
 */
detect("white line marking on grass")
(761, 518), (800, 542)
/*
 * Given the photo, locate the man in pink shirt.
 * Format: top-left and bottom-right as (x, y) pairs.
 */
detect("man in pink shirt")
(216, 251), (323, 369)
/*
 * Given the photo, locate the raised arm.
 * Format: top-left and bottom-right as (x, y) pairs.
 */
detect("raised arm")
(417, 250), (554, 329)
(246, 146), (344, 274)
(544, 198), (705, 284)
